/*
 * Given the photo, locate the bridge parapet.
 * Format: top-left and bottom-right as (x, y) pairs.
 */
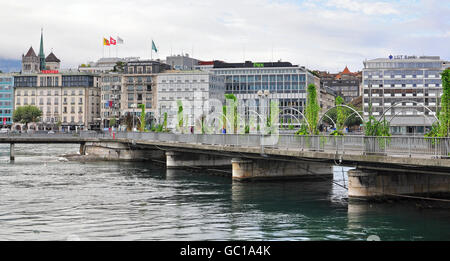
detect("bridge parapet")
(2, 132), (449, 159)
(112, 132), (450, 159)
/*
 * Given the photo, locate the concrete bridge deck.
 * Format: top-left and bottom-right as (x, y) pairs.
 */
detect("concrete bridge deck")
(1, 132), (449, 167)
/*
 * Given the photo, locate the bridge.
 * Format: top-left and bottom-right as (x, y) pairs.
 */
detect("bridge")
(1, 132), (449, 200)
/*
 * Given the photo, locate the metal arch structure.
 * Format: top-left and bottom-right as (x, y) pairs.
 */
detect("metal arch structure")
(318, 105), (364, 128)
(377, 100), (439, 123)
(321, 114), (337, 129)
(279, 113), (302, 127)
(247, 109), (269, 126)
(279, 107), (311, 129)
(343, 111), (364, 126)
(386, 108), (436, 125)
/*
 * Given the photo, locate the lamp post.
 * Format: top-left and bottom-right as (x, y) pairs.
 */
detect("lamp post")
(257, 90), (270, 153)
(257, 90), (271, 130)
(130, 103), (137, 132)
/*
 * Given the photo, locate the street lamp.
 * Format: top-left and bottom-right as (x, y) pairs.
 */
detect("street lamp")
(130, 103), (137, 131)
(257, 90), (271, 128)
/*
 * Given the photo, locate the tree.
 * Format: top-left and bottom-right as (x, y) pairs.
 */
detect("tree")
(163, 112), (168, 132)
(12, 105), (42, 128)
(304, 84), (320, 135)
(177, 100), (184, 132)
(138, 104), (145, 132)
(123, 113), (133, 131)
(113, 61), (125, 72)
(109, 118), (116, 127)
(425, 68), (450, 137)
(331, 96), (346, 136)
(225, 93), (238, 132)
(364, 105), (390, 136)
(438, 68), (450, 137)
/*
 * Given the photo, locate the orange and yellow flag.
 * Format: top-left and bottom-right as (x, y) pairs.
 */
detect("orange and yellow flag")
(103, 38), (110, 46)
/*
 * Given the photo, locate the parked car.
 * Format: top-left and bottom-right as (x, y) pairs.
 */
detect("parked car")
(0, 129), (9, 134)
(48, 131), (55, 134)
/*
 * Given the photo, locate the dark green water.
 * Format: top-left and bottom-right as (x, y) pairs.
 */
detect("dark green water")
(0, 144), (449, 240)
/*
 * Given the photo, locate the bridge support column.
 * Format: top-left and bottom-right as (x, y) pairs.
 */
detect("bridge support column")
(10, 143), (14, 161)
(348, 168), (450, 200)
(231, 158), (333, 181)
(166, 151), (231, 169)
(80, 142), (86, 155)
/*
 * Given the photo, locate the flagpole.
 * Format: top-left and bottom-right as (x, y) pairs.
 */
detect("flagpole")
(151, 38), (153, 61)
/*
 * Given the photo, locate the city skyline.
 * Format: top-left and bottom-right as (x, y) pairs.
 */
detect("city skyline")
(1, 0), (449, 72)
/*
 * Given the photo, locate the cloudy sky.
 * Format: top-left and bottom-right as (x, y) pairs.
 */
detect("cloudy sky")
(1, 0), (449, 72)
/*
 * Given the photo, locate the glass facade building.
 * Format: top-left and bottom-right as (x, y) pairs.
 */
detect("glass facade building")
(0, 75), (14, 128)
(211, 62), (317, 123)
(362, 56), (449, 135)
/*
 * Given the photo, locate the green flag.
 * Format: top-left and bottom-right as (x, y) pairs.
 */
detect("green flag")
(152, 40), (158, 53)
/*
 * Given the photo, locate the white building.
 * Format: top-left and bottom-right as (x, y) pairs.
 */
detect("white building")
(166, 54), (199, 71)
(156, 71), (225, 130)
(362, 55), (449, 134)
(79, 57), (140, 73)
(100, 73), (122, 128)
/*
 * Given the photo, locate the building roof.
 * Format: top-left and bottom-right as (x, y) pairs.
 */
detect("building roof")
(335, 66), (360, 79)
(24, 47), (37, 57)
(212, 60), (295, 69)
(342, 66), (351, 74)
(45, 52), (60, 63)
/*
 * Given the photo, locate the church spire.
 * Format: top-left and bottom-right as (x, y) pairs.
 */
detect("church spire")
(39, 28), (46, 70)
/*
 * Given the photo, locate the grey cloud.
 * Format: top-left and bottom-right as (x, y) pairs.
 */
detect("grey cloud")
(0, 0), (448, 72)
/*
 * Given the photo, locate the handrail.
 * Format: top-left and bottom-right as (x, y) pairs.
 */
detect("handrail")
(0, 131), (448, 158)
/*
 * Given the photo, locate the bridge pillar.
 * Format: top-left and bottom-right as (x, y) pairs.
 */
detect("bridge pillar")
(166, 151), (232, 169)
(231, 157), (333, 181)
(10, 143), (14, 161)
(80, 142), (86, 155)
(348, 168), (450, 200)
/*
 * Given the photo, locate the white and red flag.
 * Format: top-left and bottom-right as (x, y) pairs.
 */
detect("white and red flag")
(110, 37), (117, 45)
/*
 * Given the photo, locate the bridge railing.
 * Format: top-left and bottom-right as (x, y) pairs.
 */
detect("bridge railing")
(2, 131), (448, 158)
(0, 132), (83, 139)
(107, 132), (449, 158)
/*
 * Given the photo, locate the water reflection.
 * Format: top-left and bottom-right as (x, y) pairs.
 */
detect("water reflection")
(0, 144), (449, 240)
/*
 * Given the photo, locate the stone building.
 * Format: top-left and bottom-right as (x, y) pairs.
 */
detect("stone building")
(120, 60), (171, 129)
(14, 72), (101, 131)
(317, 66), (362, 103)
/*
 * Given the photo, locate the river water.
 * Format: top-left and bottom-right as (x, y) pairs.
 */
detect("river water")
(0, 144), (449, 241)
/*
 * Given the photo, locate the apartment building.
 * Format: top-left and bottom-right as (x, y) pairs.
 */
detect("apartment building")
(362, 55), (448, 134)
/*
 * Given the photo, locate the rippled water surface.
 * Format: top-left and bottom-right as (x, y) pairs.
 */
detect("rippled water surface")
(0, 144), (449, 241)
